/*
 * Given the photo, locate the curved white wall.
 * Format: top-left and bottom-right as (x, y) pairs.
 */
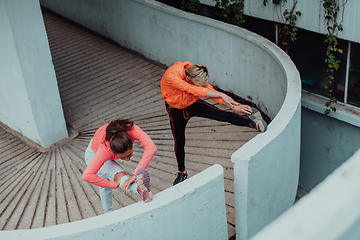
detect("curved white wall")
(38, 0), (302, 239)
(228, 23), (301, 239)
(0, 164), (228, 240)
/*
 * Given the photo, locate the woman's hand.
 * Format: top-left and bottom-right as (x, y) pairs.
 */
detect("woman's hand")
(206, 90), (252, 114)
(121, 175), (137, 193)
(220, 93), (240, 108)
(232, 104), (253, 115)
(206, 90), (240, 108)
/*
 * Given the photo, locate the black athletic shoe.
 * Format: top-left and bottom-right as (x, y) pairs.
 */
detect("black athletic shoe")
(173, 171), (188, 186)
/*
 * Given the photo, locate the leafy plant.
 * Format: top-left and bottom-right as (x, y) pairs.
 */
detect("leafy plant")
(322, 0), (347, 115)
(214, 0), (245, 27)
(262, 0), (300, 53)
(279, 2), (301, 53)
(263, 0), (283, 6)
(181, 0), (201, 14)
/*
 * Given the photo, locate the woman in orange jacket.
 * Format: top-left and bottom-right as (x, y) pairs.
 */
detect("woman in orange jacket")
(161, 61), (267, 185)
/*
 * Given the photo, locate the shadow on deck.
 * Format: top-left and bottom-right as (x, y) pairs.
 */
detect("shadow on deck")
(0, 10), (260, 237)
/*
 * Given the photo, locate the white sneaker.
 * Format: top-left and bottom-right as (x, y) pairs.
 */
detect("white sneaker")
(247, 108), (267, 132)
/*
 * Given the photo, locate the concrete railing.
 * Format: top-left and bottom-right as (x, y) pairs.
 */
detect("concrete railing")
(0, 164), (228, 240)
(39, 0), (302, 239)
(250, 148), (360, 240)
(227, 18), (302, 240)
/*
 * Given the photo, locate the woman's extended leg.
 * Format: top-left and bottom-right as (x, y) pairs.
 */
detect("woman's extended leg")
(187, 99), (253, 126)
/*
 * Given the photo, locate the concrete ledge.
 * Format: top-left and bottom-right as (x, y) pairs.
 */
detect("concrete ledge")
(250, 148), (360, 240)
(0, 164), (227, 240)
(302, 90), (360, 128)
(300, 91), (360, 190)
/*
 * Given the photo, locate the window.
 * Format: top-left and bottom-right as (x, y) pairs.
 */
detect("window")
(287, 28), (348, 103)
(241, 16), (360, 109)
(348, 42), (360, 107)
(243, 16), (277, 44)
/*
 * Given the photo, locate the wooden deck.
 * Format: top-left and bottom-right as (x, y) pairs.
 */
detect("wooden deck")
(0, 10), (261, 238)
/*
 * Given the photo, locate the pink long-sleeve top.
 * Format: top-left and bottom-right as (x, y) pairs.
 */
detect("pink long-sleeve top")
(82, 123), (157, 189)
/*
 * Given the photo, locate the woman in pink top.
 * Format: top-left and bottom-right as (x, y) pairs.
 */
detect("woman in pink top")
(82, 119), (157, 213)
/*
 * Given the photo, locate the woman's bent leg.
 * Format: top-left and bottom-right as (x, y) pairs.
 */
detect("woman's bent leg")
(119, 174), (138, 194)
(99, 187), (113, 213)
(85, 139), (114, 213)
(84, 139), (138, 213)
(97, 161), (139, 212)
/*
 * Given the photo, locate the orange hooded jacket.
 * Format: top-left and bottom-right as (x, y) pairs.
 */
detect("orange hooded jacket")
(161, 61), (223, 109)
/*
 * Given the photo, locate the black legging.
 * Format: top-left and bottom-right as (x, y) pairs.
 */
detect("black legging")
(165, 99), (253, 172)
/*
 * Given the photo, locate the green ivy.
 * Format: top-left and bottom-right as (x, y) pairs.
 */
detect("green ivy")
(262, 0), (300, 53)
(263, 0), (284, 6)
(181, 0), (201, 14)
(212, 0), (348, 116)
(214, 0), (246, 27)
(322, 0), (347, 115)
(280, 5), (301, 53)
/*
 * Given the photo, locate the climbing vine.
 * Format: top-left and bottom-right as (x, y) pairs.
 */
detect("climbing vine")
(181, 0), (201, 14)
(212, 0), (350, 116)
(280, 1), (301, 53)
(263, 0), (283, 6)
(322, 0), (347, 115)
(214, 0), (246, 27)
(263, 0), (301, 53)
